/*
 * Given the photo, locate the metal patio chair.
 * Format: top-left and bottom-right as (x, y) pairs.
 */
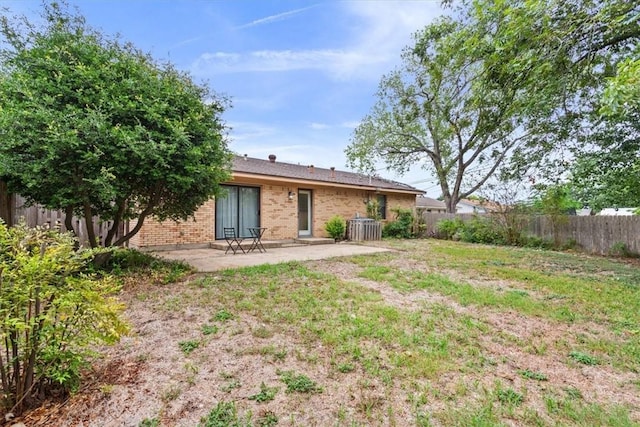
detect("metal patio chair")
(223, 227), (245, 254)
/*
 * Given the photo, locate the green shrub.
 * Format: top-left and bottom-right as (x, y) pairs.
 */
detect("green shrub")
(460, 217), (505, 245)
(325, 215), (346, 240)
(0, 222), (128, 414)
(436, 218), (465, 239)
(382, 208), (415, 238)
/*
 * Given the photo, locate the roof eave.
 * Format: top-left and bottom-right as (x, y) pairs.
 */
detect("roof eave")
(230, 172), (424, 195)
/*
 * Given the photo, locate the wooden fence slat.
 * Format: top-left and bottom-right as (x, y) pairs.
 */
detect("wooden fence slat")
(8, 195), (124, 247)
(420, 212), (640, 255)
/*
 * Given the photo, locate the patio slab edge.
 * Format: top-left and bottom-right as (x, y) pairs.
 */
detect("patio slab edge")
(155, 243), (393, 272)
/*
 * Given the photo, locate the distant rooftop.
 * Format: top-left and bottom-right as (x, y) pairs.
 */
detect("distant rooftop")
(416, 196), (446, 209)
(232, 154), (423, 194)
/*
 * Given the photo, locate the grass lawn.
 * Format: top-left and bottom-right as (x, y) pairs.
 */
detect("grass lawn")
(21, 239), (640, 426)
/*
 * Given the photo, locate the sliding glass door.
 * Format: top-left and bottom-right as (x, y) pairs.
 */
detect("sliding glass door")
(215, 185), (260, 239)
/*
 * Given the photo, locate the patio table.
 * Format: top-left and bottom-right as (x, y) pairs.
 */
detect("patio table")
(247, 227), (267, 253)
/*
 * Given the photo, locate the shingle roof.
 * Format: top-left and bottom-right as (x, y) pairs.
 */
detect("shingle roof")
(416, 196), (446, 209)
(232, 155), (423, 194)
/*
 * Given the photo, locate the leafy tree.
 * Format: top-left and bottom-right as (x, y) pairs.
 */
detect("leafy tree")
(601, 56), (640, 118)
(530, 183), (582, 246)
(530, 184), (581, 216)
(569, 112), (640, 211)
(0, 3), (232, 247)
(345, 0), (639, 212)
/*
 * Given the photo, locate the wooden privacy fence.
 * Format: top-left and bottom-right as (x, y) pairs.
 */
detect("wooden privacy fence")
(419, 212), (640, 256)
(347, 218), (382, 241)
(1, 194), (125, 247)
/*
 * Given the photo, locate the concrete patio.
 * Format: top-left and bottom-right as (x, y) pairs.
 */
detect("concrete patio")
(154, 241), (392, 272)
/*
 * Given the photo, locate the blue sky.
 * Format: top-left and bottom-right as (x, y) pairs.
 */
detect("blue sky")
(3, 0), (445, 194)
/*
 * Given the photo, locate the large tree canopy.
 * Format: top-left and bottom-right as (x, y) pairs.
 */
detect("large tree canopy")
(569, 111), (640, 211)
(0, 3), (232, 247)
(345, 0), (639, 212)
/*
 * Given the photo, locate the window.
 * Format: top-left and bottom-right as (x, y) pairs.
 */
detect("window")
(215, 185), (260, 239)
(377, 195), (387, 220)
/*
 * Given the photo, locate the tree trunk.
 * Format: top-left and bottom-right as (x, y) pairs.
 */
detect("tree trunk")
(104, 198), (126, 247)
(443, 194), (458, 213)
(82, 203), (98, 248)
(0, 181), (13, 225)
(64, 205), (76, 236)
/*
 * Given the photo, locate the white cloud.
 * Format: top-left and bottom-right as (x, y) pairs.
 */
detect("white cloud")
(227, 121), (276, 142)
(340, 121), (361, 129)
(236, 5), (320, 29)
(338, 1), (443, 77)
(310, 122), (330, 130)
(191, 1), (442, 81)
(192, 49), (383, 77)
(233, 95), (286, 112)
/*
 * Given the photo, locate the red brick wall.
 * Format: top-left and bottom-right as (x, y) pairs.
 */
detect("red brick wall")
(131, 182), (417, 248)
(128, 199), (215, 249)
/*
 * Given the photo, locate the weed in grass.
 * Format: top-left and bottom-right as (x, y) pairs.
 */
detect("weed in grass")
(162, 265), (188, 284)
(178, 340), (200, 355)
(220, 379), (241, 393)
(564, 386), (583, 399)
(135, 293), (149, 302)
(278, 370), (322, 394)
(252, 326), (274, 339)
(556, 307), (578, 323)
(213, 308), (234, 322)
(416, 412), (432, 427)
(435, 402), (500, 426)
(496, 387), (524, 406)
(99, 384), (114, 395)
(256, 411), (278, 427)
(525, 340), (548, 356)
(191, 275), (217, 288)
(248, 382), (279, 403)
(544, 390), (635, 425)
(337, 363), (355, 373)
(519, 369), (548, 381)
(508, 289), (530, 297)
(356, 393), (384, 418)
(161, 384), (182, 403)
(569, 351), (600, 365)
(138, 418), (159, 427)
(184, 362), (199, 385)
(198, 401), (251, 427)
(336, 405), (347, 422)
(236, 345), (286, 358)
(202, 324), (218, 335)
(273, 348), (287, 361)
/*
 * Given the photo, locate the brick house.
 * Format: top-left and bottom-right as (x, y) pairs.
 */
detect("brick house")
(128, 154), (424, 249)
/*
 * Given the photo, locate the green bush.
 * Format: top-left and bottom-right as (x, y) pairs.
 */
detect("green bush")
(436, 216), (507, 244)
(436, 218), (466, 240)
(325, 215), (346, 240)
(0, 222), (128, 414)
(460, 217), (506, 245)
(382, 208), (415, 238)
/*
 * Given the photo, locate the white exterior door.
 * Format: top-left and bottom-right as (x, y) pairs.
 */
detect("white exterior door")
(298, 190), (312, 237)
